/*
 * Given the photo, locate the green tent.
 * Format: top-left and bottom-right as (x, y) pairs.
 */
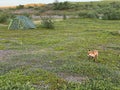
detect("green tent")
(8, 16), (36, 30)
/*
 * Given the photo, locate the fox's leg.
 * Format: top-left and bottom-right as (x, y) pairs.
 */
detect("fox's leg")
(94, 58), (96, 62)
(92, 56), (95, 62)
(94, 55), (97, 62)
(88, 56), (92, 61)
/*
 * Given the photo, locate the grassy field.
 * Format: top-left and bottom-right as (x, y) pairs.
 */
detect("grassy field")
(0, 18), (120, 90)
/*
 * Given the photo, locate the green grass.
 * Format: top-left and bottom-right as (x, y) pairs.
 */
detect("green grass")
(0, 18), (120, 90)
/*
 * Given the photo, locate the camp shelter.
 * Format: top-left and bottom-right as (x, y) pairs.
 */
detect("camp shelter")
(8, 16), (36, 30)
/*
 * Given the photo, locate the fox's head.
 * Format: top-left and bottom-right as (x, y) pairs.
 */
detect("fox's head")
(87, 50), (98, 61)
(88, 50), (92, 55)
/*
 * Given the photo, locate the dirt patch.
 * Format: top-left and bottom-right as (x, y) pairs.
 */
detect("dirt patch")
(57, 72), (88, 83)
(0, 50), (17, 61)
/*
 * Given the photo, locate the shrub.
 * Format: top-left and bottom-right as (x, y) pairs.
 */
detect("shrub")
(97, 7), (120, 20)
(0, 12), (15, 24)
(53, 1), (71, 10)
(22, 13), (31, 18)
(86, 11), (97, 18)
(0, 13), (9, 23)
(78, 11), (88, 18)
(103, 11), (120, 20)
(40, 16), (54, 29)
(16, 5), (24, 9)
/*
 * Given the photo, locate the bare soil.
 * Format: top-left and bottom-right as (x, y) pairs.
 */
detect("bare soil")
(58, 72), (88, 83)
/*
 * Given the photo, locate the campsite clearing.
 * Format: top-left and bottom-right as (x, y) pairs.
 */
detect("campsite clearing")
(0, 18), (120, 89)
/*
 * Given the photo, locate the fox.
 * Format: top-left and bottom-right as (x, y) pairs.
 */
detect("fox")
(87, 50), (98, 62)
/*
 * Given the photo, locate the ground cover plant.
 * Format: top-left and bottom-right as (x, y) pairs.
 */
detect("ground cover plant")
(0, 18), (120, 90)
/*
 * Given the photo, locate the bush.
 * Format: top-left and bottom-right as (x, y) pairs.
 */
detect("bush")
(0, 12), (15, 24)
(87, 11), (97, 18)
(97, 7), (120, 20)
(77, 3), (120, 20)
(78, 11), (97, 19)
(40, 16), (54, 29)
(53, 1), (71, 10)
(16, 5), (24, 9)
(0, 13), (9, 23)
(103, 11), (120, 20)
(78, 11), (88, 18)
(22, 13), (31, 18)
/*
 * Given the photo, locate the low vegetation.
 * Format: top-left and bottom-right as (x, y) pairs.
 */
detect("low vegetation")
(40, 16), (54, 29)
(0, 1), (120, 90)
(0, 18), (120, 89)
(1, 1), (120, 24)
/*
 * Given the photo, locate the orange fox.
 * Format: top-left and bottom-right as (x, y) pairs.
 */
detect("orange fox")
(88, 50), (98, 62)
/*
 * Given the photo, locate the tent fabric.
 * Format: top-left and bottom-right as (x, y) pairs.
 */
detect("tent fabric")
(8, 16), (36, 30)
